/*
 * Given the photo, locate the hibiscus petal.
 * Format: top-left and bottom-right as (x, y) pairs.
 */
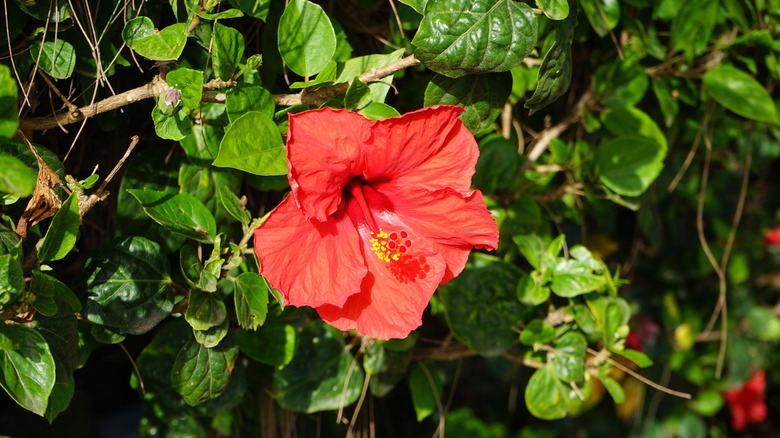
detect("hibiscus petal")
(253, 196), (367, 308)
(367, 184), (498, 282)
(316, 224), (447, 340)
(286, 108), (371, 221)
(365, 105), (478, 195)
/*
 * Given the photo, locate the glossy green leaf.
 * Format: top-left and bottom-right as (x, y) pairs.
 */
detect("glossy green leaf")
(439, 254), (526, 356)
(34, 298), (79, 384)
(344, 77), (371, 111)
(81, 236), (174, 335)
(525, 0), (576, 114)
(152, 105), (191, 141)
(516, 272), (550, 306)
(185, 289), (227, 331)
(213, 111), (286, 176)
(412, 0), (537, 78)
(579, 0), (619, 37)
(0, 154), (35, 198)
(358, 102), (400, 121)
(399, 0), (427, 14)
(30, 274), (80, 315)
(600, 106), (667, 150)
(671, 0), (717, 60)
(363, 342), (413, 397)
(196, 8), (244, 20)
(217, 185), (250, 226)
(519, 319), (556, 346)
(38, 192), (80, 262)
(128, 189), (217, 243)
(535, 0), (569, 20)
(0, 65), (19, 139)
(228, 0), (271, 20)
(273, 322), (364, 413)
(166, 68), (203, 110)
(0, 323), (56, 416)
(212, 23), (245, 81)
(613, 348), (653, 368)
(123, 19), (188, 61)
(513, 234), (547, 271)
(193, 318), (229, 348)
(551, 332), (586, 383)
(550, 259), (605, 297)
(171, 337), (238, 406)
(277, 0), (336, 77)
(235, 323), (296, 368)
(225, 85), (275, 122)
(424, 72), (512, 133)
(180, 245), (219, 292)
(525, 364), (568, 420)
(0, 254), (23, 307)
(29, 40), (76, 79)
(233, 272), (269, 331)
(596, 136), (666, 197)
(409, 362), (442, 422)
(703, 65), (778, 124)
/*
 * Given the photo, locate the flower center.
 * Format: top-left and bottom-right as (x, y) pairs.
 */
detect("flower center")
(370, 229), (412, 262)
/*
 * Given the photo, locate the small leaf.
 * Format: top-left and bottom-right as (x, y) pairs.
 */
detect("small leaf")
(600, 374), (625, 404)
(152, 105), (191, 141)
(513, 234), (546, 270)
(596, 136), (666, 197)
(519, 319), (556, 346)
(214, 111), (286, 176)
(535, 0), (569, 20)
(516, 272), (550, 306)
(550, 259), (606, 297)
(29, 40), (76, 79)
(235, 323), (296, 368)
(166, 68), (203, 110)
(0, 65), (19, 139)
(704, 65), (778, 123)
(0, 254), (23, 307)
(525, 364), (568, 420)
(185, 289), (227, 331)
(358, 102), (400, 121)
(225, 85), (275, 123)
(670, 0), (718, 60)
(38, 192), (80, 262)
(217, 185), (250, 226)
(344, 77), (371, 111)
(233, 272), (269, 331)
(408, 363), (442, 422)
(180, 244), (219, 292)
(277, 0), (336, 77)
(0, 323), (56, 416)
(128, 189), (217, 243)
(579, 0), (619, 37)
(424, 72), (512, 133)
(81, 236), (174, 335)
(44, 380), (74, 423)
(193, 318), (229, 348)
(229, 0), (271, 20)
(600, 105), (667, 150)
(124, 19), (188, 61)
(171, 337), (238, 406)
(212, 23), (245, 81)
(613, 348), (654, 368)
(0, 154), (35, 199)
(551, 332), (586, 383)
(399, 0), (427, 14)
(412, 0), (538, 78)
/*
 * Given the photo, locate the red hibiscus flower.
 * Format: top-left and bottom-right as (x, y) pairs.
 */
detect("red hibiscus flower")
(723, 370), (767, 432)
(765, 226), (780, 247)
(253, 106), (498, 340)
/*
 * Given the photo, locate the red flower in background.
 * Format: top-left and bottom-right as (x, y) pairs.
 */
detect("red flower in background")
(724, 370), (767, 432)
(254, 106), (498, 340)
(765, 227), (780, 247)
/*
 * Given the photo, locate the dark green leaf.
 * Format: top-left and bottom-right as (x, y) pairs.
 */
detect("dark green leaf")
(228, 0), (271, 20)
(214, 111), (286, 176)
(180, 244), (219, 292)
(439, 254), (526, 356)
(171, 337), (239, 406)
(128, 189), (217, 243)
(235, 323), (296, 368)
(34, 299), (79, 384)
(196, 8), (244, 20)
(596, 136), (666, 197)
(29, 40), (76, 79)
(273, 321), (364, 413)
(399, 0), (427, 14)
(38, 192), (80, 262)
(408, 362), (442, 422)
(474, 136), (520, 194)
(193, 317), (229, 348)
(44, 380), (74, 423)
(0, 323), (56, 416)
(513, 234), (546, 270)
(277, 0), (336, 77)
(233, 272), (269, 331)
(0, 254), (23, 307)
(363, 343), (412, 397)
(0, 65), (19, 139)
(519, 319), (556, 345)
(81, 236), (175, 335)
(213, 23), (245, 81)
(412, 0), (538, 78)
(579, 0), (619, 37)
(424, 72), (512, 133)
(166, 68), (203, 110)
(703, 65), (778, 123)
(516, 272), (550, 306)
(670, 0), (718, 60)
(185, 289), (227, 331)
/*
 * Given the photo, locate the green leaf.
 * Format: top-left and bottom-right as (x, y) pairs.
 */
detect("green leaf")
(228, 0), (271, 20)
(670, 0), (718, 60)
(519, 319), (556, 346)
(235, 323), (296, 368)
(193, 318), (229, 348)
(166, 68), (203, 110)
(596, 136), (666, 197)
(551, 332), (586, 383)
(0, 154), (35, 199)
(180, 244), (219, 292)
(474, 136), (520, 194)
(225, 85), (275, 123)
(31, 273), (82, 315)
(412, 0), (538, 78)
(525, 1), (576, 114)
(550, 259), (606, 297)
(273, 321), (364, 413)
(277, 0), (336, 77)
(358, 102), (400, 121)
(424, 72), (512, 133)
(525, 365), (568, 420)
(745, 307), (780, 341)
(409, 362), (442, 422)
(0, 323), (56, 416)
(152, 105), (191, 141)
(513, 234), (547, 270)
(344, 77), (371, 111)
(34, 299), (79, 384)
(212, 23), (245, 81)
(0, 254), (23, 307)
(439, 254), (526, 356)
(185, 289), (227, 331)
(579, 0), (619, 37)
(217, 185), (250, 226)
(613, 348), (653, 368)
(38, 192), (80, 262)
(689, 388), (724, 417)
(600, 105), (667, 150)
(171, 337), (239, 406)
(233, 272), (269, 331)
(44, 380), (74, 423)
(81, 236), (175, 335)
(363, 342), (413, 397)
(603, 301), (626, 349)
(123, 19), (188, 61)
(599, 374), (625, 404)
(196, 8), (244, 20)
(399, 0), (427, 14)
(29, 40), (76, 79)
(128, 189), (217, 243)
(703, 65), (778, 124)
(516, 272), (550, 306)
(213, 111), (286, 176)
(536, 0), (569, 20)
(0, 65), (19, 139)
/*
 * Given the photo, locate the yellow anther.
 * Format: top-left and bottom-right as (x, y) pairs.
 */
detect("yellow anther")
(369, 228), (412, 263)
